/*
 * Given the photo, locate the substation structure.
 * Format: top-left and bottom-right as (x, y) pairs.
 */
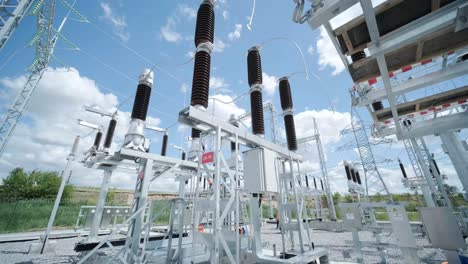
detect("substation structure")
(293, 0), (468, 263)
(55, 1), (333, 263)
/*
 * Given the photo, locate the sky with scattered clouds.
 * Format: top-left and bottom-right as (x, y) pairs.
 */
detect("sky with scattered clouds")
(0, 0), (467, 194)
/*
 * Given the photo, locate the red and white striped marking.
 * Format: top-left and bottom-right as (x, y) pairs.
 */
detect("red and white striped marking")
(358, 51), (455, 87)
(380, 98), (468, 125)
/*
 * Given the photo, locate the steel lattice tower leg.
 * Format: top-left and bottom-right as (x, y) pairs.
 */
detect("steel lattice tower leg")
(350, 108), (392, 200)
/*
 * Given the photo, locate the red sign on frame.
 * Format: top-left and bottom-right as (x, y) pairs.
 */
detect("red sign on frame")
(201, 152), (214, 164)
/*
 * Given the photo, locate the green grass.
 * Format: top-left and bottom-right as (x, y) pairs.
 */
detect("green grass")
(0, 199), (174, 234)
(0, 199), (90, 233)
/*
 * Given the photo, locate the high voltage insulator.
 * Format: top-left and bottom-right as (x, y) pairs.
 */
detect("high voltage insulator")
(372, 101), (384, 111)
(123, 69), (154, 151)
(279, 77), (297, 151)
(399, 159), (408, 179)
(247, 47), (262, 86)
(161, 132), (168, 156)
(247, 47), (265, 136)
(284, 115), (298, 151)
(313, 177), (317, 189)
(344, 162), (352, 181)
(190, 0), (216, 147)
(191, 51), (211, 108)
(279, 78), (293, 110)
(355, 171), (362, 185)
(351, 51), (366, 63)
(194, 1), (215, 47)
(131, 82), (152, 121)
(350, 167), (357, 183)
(104, 119), (117, 149)
(93, 131), (102, 149)
(250, 90), (265, 135)
(181, 151), (186, 160)
(320, 179), (324, 190)
(305, 175), (309, 188)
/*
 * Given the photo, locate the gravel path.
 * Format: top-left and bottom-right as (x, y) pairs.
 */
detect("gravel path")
(0, 225), (449, 263)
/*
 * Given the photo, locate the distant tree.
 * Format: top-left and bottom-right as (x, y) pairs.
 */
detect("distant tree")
(1, 167), (73, 201)
(332, 192), (341, 203)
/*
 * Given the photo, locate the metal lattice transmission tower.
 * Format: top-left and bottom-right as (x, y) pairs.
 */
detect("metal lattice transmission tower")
(0, 0), (58, 158)
(343, 107), (392, 200)
(0, 0), (35, 51)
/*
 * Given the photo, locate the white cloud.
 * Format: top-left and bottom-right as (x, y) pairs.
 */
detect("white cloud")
(294, 109), (351, 145)
(100, 3), (130, 42)
(209, 76), (227, 89)
(0, 68), (178, 191)
(316, 26), (345, 76)
(213, 39), (226, 53)
(228, 24), (242, 41)
(177, 4), (196, 19)
(222, 10), (229, 20)
(307, 45), (315, 56)
(262, 72), (278, 96)
(160, 17), (182, 43)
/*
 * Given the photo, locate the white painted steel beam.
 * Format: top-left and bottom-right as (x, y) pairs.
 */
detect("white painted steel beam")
(356, 60), (468, 107)
(379, 111), (468, 139)
(368, 0), (467, 57)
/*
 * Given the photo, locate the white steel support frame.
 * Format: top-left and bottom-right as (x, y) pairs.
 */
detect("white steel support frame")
(313, 118), (336, 220)
(40, 135), (80, 253)
(179, 106), (329, 263)
(88, 169), (113, 241)
(440, 131), (468, 196)
(190, 125), (240, 264)
(125, 158), (153, 263)
(0, 0), (35, 50)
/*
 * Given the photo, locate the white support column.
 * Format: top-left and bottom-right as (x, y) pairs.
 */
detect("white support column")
(127, 158), (153, 263)
(88, 170), (112, 241)
(40, 136), (79, 254)
(440, 131), (468, 195)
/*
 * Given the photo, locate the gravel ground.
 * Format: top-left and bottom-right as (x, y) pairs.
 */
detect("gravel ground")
(0, 224), (449, 263)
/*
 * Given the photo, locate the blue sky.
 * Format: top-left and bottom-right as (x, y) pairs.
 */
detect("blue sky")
(0, 0), (466, 194)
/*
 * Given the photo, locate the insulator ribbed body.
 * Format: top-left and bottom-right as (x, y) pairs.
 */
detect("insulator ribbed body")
(313, 177), (317, 189)
(350, 168), (357, 183)
(191, 51), (211, 108)
(399, 161), (408, 179)
(351, 51), (366, 62)
(320, 179), (324, 190)
(131, 84), (151, 121)
(161, 134), (168, 156)
(104, 119), (117, 149)
(284, 114), (298, 151)
(250, 91), (265, 135)
(194, 2), (215, 47)
(305, 175), (309, 187)
(94, 132), (102, 148)
(191, 128), (201, 139)
(355, 172), (362, 185)
(372, 101), (384, 112)
(279, 78), (293, 110)
(181, 152), (186, 160)
(344, 164), (352, 180)
(247, 48), (262, 86)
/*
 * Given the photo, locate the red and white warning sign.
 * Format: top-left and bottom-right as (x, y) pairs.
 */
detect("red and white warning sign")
(201, 152), (214, 164)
